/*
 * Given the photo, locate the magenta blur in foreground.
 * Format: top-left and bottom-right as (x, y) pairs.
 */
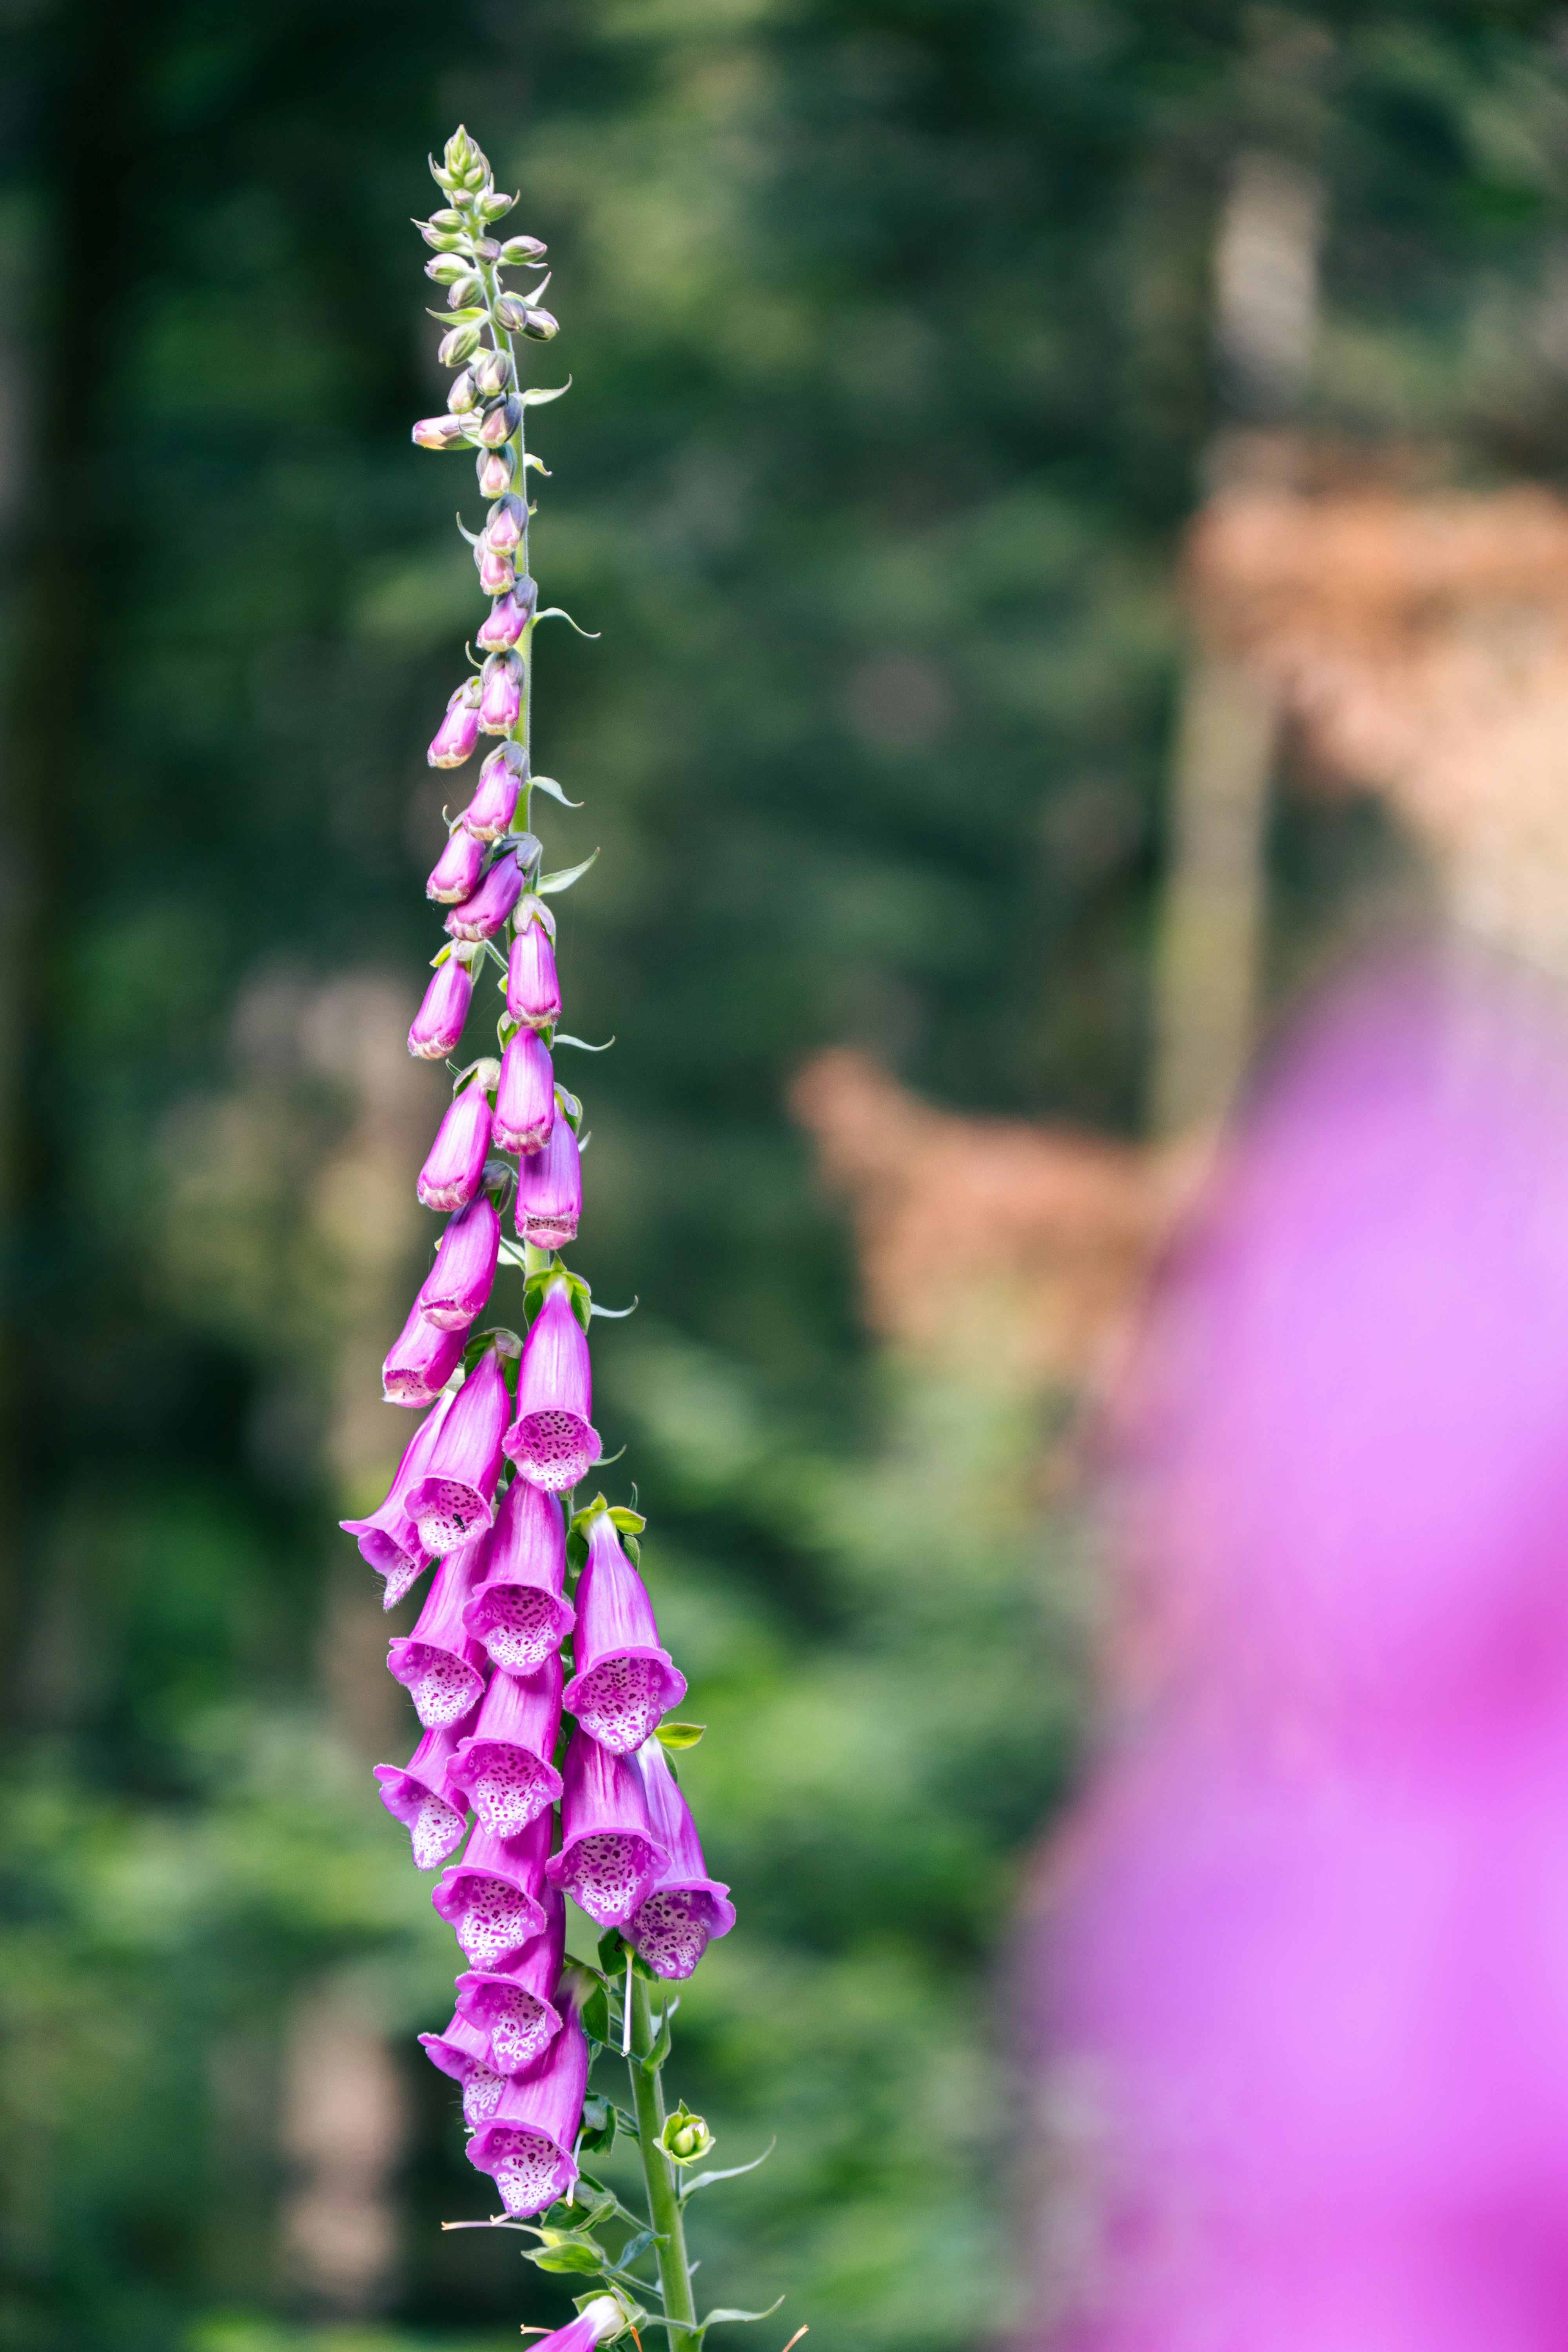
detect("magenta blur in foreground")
(342, 125), (759, 2352)
(1031, 951), (1568, 2352)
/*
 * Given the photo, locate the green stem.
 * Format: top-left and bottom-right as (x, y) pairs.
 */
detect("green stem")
(627, 1971), (699, 2352)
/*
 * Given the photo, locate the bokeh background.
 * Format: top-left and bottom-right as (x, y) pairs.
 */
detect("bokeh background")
(5, 2), (1568, 2347)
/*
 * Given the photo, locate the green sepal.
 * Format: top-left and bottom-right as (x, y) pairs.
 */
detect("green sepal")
(537, 848), (601, 897)
(577, 2093), (616, 2154)
(427, 304), (488, 323)
(535, 606), (602, 640)
(577, 1976), (611, 2049)
(654, 1722), (706, 1751)
(640, 2004), (673, 2076)
(529, 775), (584, 809)
(520, 379), (573, 406)
(526, 2237), (607, 2276)
(555, 1031), (614, 1051)
(678, 2140), (776, 2203)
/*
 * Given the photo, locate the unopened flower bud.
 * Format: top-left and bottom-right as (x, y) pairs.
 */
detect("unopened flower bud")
(499, 236), (548, 266)
(476, 445), (515, 499)
(427, 825), (486, 904)
(477, 577), (537, 652)
(473, 237), (501, 263)
(486, 494), (526, 554)
(447, 369), (479, 416)
(419, 1076), (495, 1211)
(477, 540), (515, 597)
(516, 1114), (581, 1250)
(507, 912), (561, 1030)
(439, 321), (483, 368)
(461, 742), (528, 841)
(418, 222), (465, 252)
(472, 346), (514, 397)
(408, 953), (474, 1060)
(412, 414), (468, 450)
(426, 254), (472, 285)
(521, 308), (559, 343)
(428, 679), (482, 769)
(383, 1301), (467, 1406)
(446, 273), (485, 310)
(494, 1029), (556, 1154)
(447, 851), (524, 942)
(478, 650), (523, 735)
(658, 2104), (715, 2165)
(477, 189), (516, 222)
(415, 1190), (501, 1330)
(430, 205), (464, 229)
(476, 396), (523, 449)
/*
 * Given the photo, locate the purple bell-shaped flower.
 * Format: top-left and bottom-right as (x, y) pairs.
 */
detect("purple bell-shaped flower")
(339, 1392), (453, 1605)
(506, 915), (561, 1030)
(385, 1531), (490, 1726)
(563, 1510), (686, 1753)
(465, 1962), (590, 2214)
(428, 679), (482, 768)
(413, 1191), (500, 1331)
(446, 851), (524, 944)
(478, 650), (523, 735)
(461, 744), (526, 843)
(515, 1114), (581, 1249)
(426, 827), (485, 906)
(374, 1713), (475, 1867)
(447, 1651), (564, 1836)
(453, 1888), (566, 2074)
(431, 1809), (550, 1969)
(417, 1076), (494, 1212)
(626, 1736), (737, 1980)
(417, 2007), (508, 2128)
(544, 1730), (668, 1928)
(408, 953), (473, 1061)
(381, 1300), (466, 1408)
(505, 1278), (600, 1493)
(404, 1343), (512, 1555)
(463, 1476), (576, 1673)
(493, 1029), (555, 1154)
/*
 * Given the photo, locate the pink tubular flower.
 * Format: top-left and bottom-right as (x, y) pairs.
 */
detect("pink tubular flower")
(374, 1715), (474, 1868)
(386, 1532), (490, 1726)
(563, 1512), (685, 1753)
(381, 1300), (466, 1408)
(497, 2304), (624, 2352)
(408, 953), (473, 1060)
(515, 1115), (580, 1250)
(428, 679), (482, 768)
(463, 1475), (575, 1672)
(627, 1736), (735, 1979)
(404, 1344), (512, 1555)
(545, 1730), (668, 1927)
(417, 1077), (494, 1212)
(411, 414), (468, 450)
(506, 915), (561, 1030)
(477, 445), (515, 499)
(414, 1192), (500, 1332)
(454, 1890), (566, 2073)
(476, 575), (537, 652)
(466, 1964), (591, 2214)
(339, 1392), (452, 1604)
(486, 493), (525, 554)
(492, 1029), (554, 1154)
(461, 743), (526, 843)
(432, 1810), (550, 1968)
(477, 542), (515, 596)
(478, 650), (522, 735)
(418, 2007), (507, 2129)
(446, 851), (523, 944)
(448, 1651), (565, 1835)
(505, 1278), (601, 1493)
(427, 827), (485, 906)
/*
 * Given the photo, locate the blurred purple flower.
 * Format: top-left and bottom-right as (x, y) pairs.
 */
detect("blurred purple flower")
(407, 954), (473, 1061)
(563, 1511), (685, 1753)
(463, 1474), (576, 1672)
(505, 1277), (600, 1493)
(375, 1716), (474, 1868)
(545, 1729), (668, 1927)
(404, 1343), (512, 1555)
(386, 1530), (490, 1726)
(448, 1651), (565, 1835)
(381, 1300), (466, 1408)
(515, 1114), (581, 1250)
(414, 1191), (501, 1332)
(628, 1735), (735, 1980)
(417, 1080), (494, 1212)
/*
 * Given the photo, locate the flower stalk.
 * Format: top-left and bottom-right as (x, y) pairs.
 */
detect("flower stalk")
(339, 122), (782, 2348)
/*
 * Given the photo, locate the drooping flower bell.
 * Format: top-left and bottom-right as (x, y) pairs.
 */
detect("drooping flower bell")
(386, 1530), (490, 1726)
(465, 1962), (592, 2214)
(492, 1029), (555, 1154)
(485, 492), (525, 554)
(477, 444), (515, 499)
(626, 1736), (737, 1980)
(447, 1650), (565, 1835)
(492, 2302), (624, 2352)
(427, 826), (485, 906)
(478, 650), (522, 735)
(404, 1342), (513, 1554)
(505, 1277), (601, 1493)
(414, 1191), (501, 1332)
(428, 679), (483, 768)
(382, 1299), (466, 1408)
(432, 1809), (550, 1969)
(476, 575), (537, 652)
(418, 2005), (508, 2129)
(563, 1510), (686, 1753)
(412, 414), (469, 450)
(477, 541), (515, 597)
(339, 1391), (453, 1605)
(446, 850), (523, 944)
(408, 950), (474, 1060)
(461, 743), (526, 843)
(374, 1715), (474, 1868)
(516, 1114), (581, 1249)
(545, 1730), (668, 1927)
(417, 1071), (495, 1212)
(463, 1474), (576, 1673)
(454, 1891), (566, 2075)
(506, 908), (561, 1030)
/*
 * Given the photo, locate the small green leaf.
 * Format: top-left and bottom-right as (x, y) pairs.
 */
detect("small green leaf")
(597, 1926), (627, 1974)
(521, 378), (573, 406)
(578, 1979), (611, 2048)
(537, 848), (601, 897)
(535, 606), (602, 639)
(697, 2301), (786, 2335)
(641, 2006), (673, 2075)
(606, 1506), (648, 1534)
(588, 1296), (639, 1320)
(655, 1722), (706, 1751)
(555, 1031), (614, 1052)
(576, 2094), (615, 2154)
(522, 452), (552, 474)
(679, 2141), (776, 2201)
(528, 775), (584, 808)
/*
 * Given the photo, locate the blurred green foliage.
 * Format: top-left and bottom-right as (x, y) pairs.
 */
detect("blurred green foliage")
(4, 0), (1568, 2346)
